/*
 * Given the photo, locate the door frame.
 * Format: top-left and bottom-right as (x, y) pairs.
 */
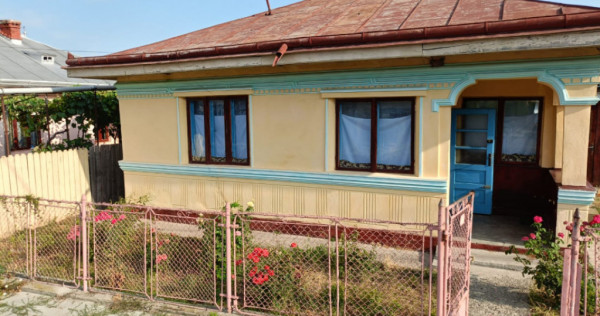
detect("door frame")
(450, 108), (496, 215)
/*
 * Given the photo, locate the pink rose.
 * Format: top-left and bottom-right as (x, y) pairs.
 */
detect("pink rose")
(521, 236), (529, 241)
(530, 233), (536, 240)
(558, 232), (565, 238)
(533, 216), (543, 224)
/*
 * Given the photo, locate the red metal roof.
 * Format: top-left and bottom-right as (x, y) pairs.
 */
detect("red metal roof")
(67, 0), (600, 67)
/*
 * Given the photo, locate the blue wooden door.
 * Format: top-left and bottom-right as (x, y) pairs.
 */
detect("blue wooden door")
(450, 109), (496, 215)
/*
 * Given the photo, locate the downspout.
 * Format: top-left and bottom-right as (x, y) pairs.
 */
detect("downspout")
(1, 95), (10, 156)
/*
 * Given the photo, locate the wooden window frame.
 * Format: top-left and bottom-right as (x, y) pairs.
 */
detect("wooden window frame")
(335, 97), (415, 174)
(186, 96), (250, 166)
(462, 97), (544, 166)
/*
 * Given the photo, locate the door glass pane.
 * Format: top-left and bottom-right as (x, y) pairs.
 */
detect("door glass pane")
(209, 100), (226, 162)
(376, 100), (412, 171)
(502, 100), (539, 163)
(456, 114), (487, 130)
(230, 98), (248, 164)
(190, 100), (206, 162)
(456, 131), (487, 148)
(338, 101), (371, 170)
(456, 149), (486, 165)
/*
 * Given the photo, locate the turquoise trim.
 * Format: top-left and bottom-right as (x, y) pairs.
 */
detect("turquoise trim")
(558, 188), (597, 205)
(176, 98), (182, 164)
(119, 161), (448, 193)
(418, 96), (423, 177)
(116, 57), (600, 109)
(325, 98), (329, 171)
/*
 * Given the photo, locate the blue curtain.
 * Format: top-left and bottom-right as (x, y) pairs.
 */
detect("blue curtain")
(231, 99), (248, 160)
(209, 100), (226, 158)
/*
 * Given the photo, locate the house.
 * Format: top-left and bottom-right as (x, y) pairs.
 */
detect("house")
(66, 0), (600, 236)
(0, 19), (114, 154)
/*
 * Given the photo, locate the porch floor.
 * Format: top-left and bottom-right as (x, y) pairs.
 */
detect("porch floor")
(472, 214), (532, 250)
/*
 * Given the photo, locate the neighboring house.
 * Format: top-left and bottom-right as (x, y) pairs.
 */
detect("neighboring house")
(67, 0), (600, 236)
(0, 19), (114, 154)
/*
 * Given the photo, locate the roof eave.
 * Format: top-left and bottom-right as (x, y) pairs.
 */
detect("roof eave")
(66, 28), (600, 80)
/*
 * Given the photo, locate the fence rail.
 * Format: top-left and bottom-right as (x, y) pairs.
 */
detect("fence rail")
(0, 193), (474, 316)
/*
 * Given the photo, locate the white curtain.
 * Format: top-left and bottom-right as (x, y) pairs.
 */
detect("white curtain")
(339, 115), (371, 164)
(192, 114), (205, 157)
(502, 114), (537, 155)
(377, 116), (411, 166)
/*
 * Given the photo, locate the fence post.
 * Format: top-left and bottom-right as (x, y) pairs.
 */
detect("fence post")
(225, 203), (232, 314)
(437, 198), (447, 316)
(80, 194), (88, 292)
(562, 209), (581, 316)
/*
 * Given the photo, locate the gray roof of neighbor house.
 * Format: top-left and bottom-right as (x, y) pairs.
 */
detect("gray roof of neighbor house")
(0, 33), (113, 88)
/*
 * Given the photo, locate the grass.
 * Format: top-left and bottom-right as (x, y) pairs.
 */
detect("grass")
(529, 288), (560, 316)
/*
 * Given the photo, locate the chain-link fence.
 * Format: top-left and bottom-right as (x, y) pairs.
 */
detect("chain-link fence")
(0, 194), (474, 316)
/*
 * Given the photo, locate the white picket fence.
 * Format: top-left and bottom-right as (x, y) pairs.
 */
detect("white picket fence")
(0, 148), (90, 201)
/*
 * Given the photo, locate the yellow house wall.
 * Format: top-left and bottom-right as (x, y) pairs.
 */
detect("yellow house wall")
(119, 98), (179, 164)
(123, 171), (443, 224)
(118, 88), (451, 220)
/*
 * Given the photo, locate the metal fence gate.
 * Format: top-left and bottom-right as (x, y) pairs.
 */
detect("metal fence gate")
(0, 192), (474, 316)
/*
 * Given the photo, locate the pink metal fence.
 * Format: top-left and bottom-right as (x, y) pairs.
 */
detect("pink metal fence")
(0, 193), (474, 316)
(562, 209), (600, 316)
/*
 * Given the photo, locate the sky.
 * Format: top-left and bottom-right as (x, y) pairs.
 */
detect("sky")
(0, 0), (599, 57)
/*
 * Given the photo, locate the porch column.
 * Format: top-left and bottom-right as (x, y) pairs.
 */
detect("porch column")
(555, 91), (597, 237)
(561, 105), (591, 186)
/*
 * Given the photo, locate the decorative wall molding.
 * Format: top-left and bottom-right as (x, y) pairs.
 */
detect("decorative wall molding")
(116, 57), (600, 109)
(119, 161), (448, 193)
(557, 188), (597, 205)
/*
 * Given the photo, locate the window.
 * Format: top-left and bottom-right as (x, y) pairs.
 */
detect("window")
(336, 98), (414, 173)
(463, 98), (542, 164)
(187, 96), (249, 165)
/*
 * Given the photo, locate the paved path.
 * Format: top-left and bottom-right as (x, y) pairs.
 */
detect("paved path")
(469, 249), (532, 316)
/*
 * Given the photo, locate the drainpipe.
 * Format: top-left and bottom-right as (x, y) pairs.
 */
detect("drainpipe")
(1, 95), (10, 156)
(265, 0), (272, 15)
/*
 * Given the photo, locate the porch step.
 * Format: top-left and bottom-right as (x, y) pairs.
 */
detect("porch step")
(470, 248), (533, 272)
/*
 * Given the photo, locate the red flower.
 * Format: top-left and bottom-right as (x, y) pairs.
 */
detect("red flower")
(521, 236), (529, 241)
(249, 270), (256, 277)
(261, 249), (269, 257)
(558, 232), (565, 238)
(290, 243), (297, 248)
(252, 277), (263, 285)
(268, 270), (275, 276)
(592, 215), (600, 225)
(533, 216), (543, 224)
(264, 265), (270, 270)
(236, 259), (243, 266)
(111, 219), (117, 225)
(529, 233), (536, 240)
(156, 254), (168, 264)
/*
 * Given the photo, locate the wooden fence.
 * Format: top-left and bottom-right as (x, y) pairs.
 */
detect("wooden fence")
(89, 144), (124, 203)
(0, 144), (124, 203)
(0, 148), (90, 201)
